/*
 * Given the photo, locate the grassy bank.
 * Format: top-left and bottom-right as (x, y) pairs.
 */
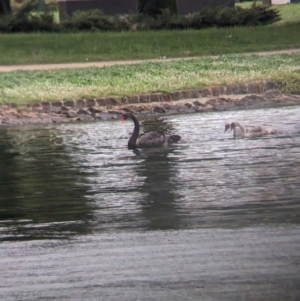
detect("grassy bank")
(1, 23), (300, 65)
(1, 52), (300, 105)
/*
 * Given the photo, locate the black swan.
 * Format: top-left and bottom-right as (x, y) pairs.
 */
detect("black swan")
(121, 113), (181, 149)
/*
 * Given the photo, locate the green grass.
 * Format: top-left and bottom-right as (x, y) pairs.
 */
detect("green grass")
(1, 52), (300, 105)
(0, 3), (299, 65)
(0, 21), (300, 65)
(275, 3), (300, 24)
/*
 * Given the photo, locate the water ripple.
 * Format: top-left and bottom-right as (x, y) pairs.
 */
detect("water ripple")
(1, 106), (300, 240)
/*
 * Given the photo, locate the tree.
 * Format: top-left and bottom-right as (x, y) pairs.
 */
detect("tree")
(138, 0), (178, 16)
(0, 0), (12, 15)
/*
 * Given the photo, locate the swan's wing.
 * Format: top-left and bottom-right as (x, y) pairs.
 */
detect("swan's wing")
(137, 131), (166, 147)
(261, 126), (277, 134)
(244, 126), (278, 137)
(167, 134), (181, 143)
(248, 126), (277, 135)
(247, 126), (263, 133)
(139, 131), (164, 140)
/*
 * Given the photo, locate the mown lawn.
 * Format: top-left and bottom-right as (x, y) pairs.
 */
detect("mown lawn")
(1, 22), (300, 65)
(0, 3), (300, 65)
(1, 52), (300, 105)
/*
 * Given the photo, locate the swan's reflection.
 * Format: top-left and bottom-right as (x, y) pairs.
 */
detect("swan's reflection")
(133, 118), (182, 230)
(0, 127), (94, 241)
(0, 129), (21, 221)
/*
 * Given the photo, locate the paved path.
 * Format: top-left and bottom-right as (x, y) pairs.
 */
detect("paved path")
(0, 48), (300, 72)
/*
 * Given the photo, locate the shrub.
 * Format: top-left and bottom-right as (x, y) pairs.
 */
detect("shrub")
(0, 0), (12, 16)
(62, 9), (115, 31)
(0, 3), (281, 33)
(0, 0), (58, 32)
(60, 4), (280, 31)
(138, 0), (178, 17)
(235, 4), (281, 26)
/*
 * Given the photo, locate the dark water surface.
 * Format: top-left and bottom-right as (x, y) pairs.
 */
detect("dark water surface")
(1, 106), (300, 300)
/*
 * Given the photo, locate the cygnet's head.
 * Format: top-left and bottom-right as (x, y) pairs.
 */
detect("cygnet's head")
(230, 122), (237, 130)
(224, 123), (231, 133)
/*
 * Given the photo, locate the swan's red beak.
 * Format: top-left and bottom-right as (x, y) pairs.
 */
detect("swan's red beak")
(120, 116), (125, 122)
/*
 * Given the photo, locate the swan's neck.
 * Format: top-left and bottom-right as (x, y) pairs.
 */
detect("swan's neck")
(128, 114), (140, 149)
(235, 122), (246, 134)
(233, 127), (239, 137)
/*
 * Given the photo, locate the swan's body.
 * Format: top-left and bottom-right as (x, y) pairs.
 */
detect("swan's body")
(121, 113), (181, 149)
(226, 122), (277, 138)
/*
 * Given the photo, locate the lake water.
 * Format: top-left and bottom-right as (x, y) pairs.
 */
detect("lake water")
(1, 106), (300, 300)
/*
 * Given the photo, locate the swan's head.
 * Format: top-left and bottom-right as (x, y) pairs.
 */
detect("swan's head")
(120, 113), (130, 122)
(230, 122), (237, 130)
(224, 123), (231, 133)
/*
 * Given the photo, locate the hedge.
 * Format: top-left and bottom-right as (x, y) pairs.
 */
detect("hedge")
(0, 3), (281, 33)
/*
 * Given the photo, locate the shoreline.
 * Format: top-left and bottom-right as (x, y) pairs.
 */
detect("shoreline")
(1, 81), (300, 126)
